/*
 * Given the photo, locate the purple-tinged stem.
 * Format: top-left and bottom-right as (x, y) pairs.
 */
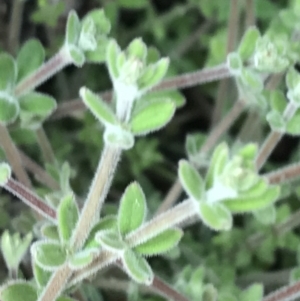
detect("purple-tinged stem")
(263, 280), (300, 301)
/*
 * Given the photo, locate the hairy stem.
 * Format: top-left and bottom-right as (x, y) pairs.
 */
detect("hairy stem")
(50, 64), (231, 120)
(14, 47), (72, 97)
(156, 100), (246, 215)
(7, 0), (24, 54)
(245, 0), (256, 27)
(211, 0), (240, 126)
(36, 127), (56, 164)
(263, 280), (300, 301)
(3, 178), (56, 221)
(71, 145), (121, 250)
(265, 162), (300, 185)
(0, 124), (31, 187)
(255, 102), (298, 170)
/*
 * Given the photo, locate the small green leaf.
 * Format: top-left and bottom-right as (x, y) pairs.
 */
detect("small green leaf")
(266, 110), (286, 132)
(286, 66), (300, 91)
(137, 58), (169, 91)
(178, 160), (204, 201)
(0, 281), (37, 301)
(240, 68), (264, 92)
(254, 205), (276, 225)
(223, 185), (280, 213)
(0, 94), (19, 125)
(118, 182), (147, 236)
(238, 27), (260, 61)
(240, 283), (263, 301)
(84, 8), (111, 35)
(199, 202), (232, 231)
(79, 87), (117, 126)
(78, 17), (97, 51)
(126, 38), (147, 62)
(57, 193), (79, 243)
(31, 240), (67, 271)
(0, 162), (11, 186)
(95, 230), (126, 252)
(106, 39), (121, 80)
(0, 53), (17, 91)
(130, 99), (175, 136)
(68, 45), (85, 67)
(134, 228), (183, 256)
(122, 248), (153, 285)
(270, 90), (287, 113)
(104, 126), (134, 150)
(41, 223), (59, 241)
(84, 215), (117, 250)
(33, 262), (52, 288)
(206, 142), (229, 189)
(85, 36), (109, 63)
(227, 52), (243, 75)
(286, 109), (300, 135)
(68, 249), (94, 270)
(65, 10), (81, 46)
(17, 39), (45, 82)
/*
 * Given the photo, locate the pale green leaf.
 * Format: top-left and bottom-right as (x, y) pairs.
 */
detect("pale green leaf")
(79, 87), (117, 126)
(33, 262), (52, 288)
(68, 250), (94, 270)
(134, 228), (183, 256)
(0, 281), (37, 301)
(0, 53), (17, 91)
(238, 27), (260, 61)
(17, 39), (45, 82)
(0, 95), (19, 125)
(68, 45), (85, 67)
(104, 126), (134, 150)
(0, 162), (11, 186)
(41, 224), (59, 241)
(57, 193), (79, 243)
(240, 284), (263, 301)
(199, 202), (232, 231)
(106, 39), (121, 80)
(123, 248), (153, 285)
(130, 99), (175, 136)
(227, 52), (242, 75)
(118, 182), (147, 236)
(95, 230), (126, 252)
(65, 10), (81, 46)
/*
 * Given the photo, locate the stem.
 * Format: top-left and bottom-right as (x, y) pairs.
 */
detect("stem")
(7, 0), (24, 55)
(263, 281), (300, 301)
(255, 102), (298, 170)
(126, 199), (197, 247)
(265, 162), (300, 185)
(211, 0), (240, 126)
(18, 149), (60, 190)
(71, 145), (121, 250)
(50, 64), (231, 120)
(0, 124), (31, 187)
(38, 264), (73, 301)
(3, 178), (56, 221)
(14, 47), (72, 97)
(245, 0), (256, 27)
(36, 127), (56, 164)
(155, 100), (246, 215)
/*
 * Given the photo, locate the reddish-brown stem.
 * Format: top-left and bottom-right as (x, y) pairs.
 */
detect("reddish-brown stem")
(265, 162), (300, 185)
(50, 64), (231, 120)
(3, 178), (56, 221)
(263, 280), (300, 301)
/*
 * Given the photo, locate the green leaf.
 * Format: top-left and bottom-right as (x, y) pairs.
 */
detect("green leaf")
(68, 45), (85, 67)
(17, 39), (45, 82)
(1, 231), (32, 270)
(199, 202), (232, 231)
(205, 142), (229, 189)
(0, 53), (17, 91)
(130, 99), (175, 136)
(31, 240), (67, 271)
(227, 52), (243, 75)
(134, 228), (183, 256)
(240, 283), (263, 301)
(65, 10), (81, 46)
(286, 109), (300, 135)
(238, 27), (260, 61)
(202, 284), (218, 301)
(118, 182), (147, 236)
(84, 215), (117, 250)
(78, 17), (97, 52)
(137, 58), (169, 91)
(0, 281), (37, 301)
(79, 87), (117, 127)
(266, 110), (286, 132)
(126, 38), (147, 62)
(95, 230), (126, 252)
(270, 90), (287, 113)
(223, 185), (280, 213)
(41, 223), (59, 240)
(57, 193), (79, 243)
(85, 36), (109, 63)
(0, 162), (11, 186)
(104, 126), (134, 150)
(106, 39), (121, 80)
(122, 248), (153, 285)
(254, 205), (276, 225)
(286, 66), (300, 91)
(290, 267), (300, 282)
(84, 9), (111, 35)
(68, 249), (94, 270)
(33, 262), (52, 288)
(178, 160), (204, 201)
(240, 68), (264, 92)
